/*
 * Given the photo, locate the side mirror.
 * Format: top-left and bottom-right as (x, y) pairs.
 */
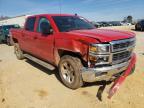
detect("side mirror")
(40, 22), (52, 35)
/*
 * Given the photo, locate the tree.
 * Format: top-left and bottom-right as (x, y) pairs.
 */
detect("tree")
(123, 16), (133, 23)
(127, 16), (133, 23)
(123, 17), (127, 23)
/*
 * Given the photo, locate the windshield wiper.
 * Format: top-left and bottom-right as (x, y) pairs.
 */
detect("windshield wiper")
(65, 28), (81, 32)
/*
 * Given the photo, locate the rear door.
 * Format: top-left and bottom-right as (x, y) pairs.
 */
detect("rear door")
(33, 17), (55, 63)
(21, 17), (38, 55)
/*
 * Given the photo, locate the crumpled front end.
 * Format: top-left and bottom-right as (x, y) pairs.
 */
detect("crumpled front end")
(81, 52), (136, 81)
(108, 53), (136, 99)
(81, 37), (136, 82)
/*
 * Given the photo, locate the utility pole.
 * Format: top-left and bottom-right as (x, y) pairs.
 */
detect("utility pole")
(59, 0), (62, 14)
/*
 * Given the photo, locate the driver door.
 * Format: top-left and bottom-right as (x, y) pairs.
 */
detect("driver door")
(34, 17), (55, 63)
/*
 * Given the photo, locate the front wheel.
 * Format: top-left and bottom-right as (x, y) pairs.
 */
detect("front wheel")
(58, 55), (83, 89)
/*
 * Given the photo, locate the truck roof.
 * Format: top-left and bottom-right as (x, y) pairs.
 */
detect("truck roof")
(28, 14), (75, 18)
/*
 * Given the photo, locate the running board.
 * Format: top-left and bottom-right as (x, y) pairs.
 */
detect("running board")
(24, 54), (55, 70)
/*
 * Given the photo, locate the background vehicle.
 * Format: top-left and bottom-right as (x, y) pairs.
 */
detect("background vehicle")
(0, 26), (2, 43)
(91, 21), (101, 28)
(109, 21), (122, 26)
(11, 14), (136, 97)
(0, 24), (20, 45)
(135, 20), (144, 31)
(97, 22), (111, 27)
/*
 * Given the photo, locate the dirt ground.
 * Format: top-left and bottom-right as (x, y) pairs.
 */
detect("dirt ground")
(0, 26), (144, 108)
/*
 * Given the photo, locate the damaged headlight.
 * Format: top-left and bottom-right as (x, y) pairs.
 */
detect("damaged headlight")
(89, 44), (110, 54)
(89, 44), (111, 66)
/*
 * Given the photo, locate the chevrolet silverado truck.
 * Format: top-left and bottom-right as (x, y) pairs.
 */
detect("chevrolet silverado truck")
(11, 14), (136, 98)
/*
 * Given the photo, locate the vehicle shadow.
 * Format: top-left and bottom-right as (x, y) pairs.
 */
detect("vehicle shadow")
(83, 81), (112, 101)
(25, 59), (112, 101)
(131, 28), (144, 32)
(25, 59), (61, 82)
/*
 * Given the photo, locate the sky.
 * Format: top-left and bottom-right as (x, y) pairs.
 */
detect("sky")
(0, 0), (144, 21)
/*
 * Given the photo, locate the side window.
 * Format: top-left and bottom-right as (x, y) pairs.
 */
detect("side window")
(37, 17), (50, 32)
(25, 17), (36, 31)
(0, 26), (2, 31)
(0, 26), (2, 34)
(141, 21), (144, 24)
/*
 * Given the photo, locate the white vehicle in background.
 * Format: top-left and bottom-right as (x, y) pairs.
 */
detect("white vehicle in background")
(120, 22), (132, 26)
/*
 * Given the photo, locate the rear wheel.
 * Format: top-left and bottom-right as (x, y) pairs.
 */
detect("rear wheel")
(58, 55), (83, 89)
(14, 43), (24, 60)
(6, 37), (11, 46)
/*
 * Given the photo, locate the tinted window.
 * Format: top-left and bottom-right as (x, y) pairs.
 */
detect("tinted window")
(141, 20), (144, 24)
(37, 17), (50, 32)
(3, 25), (20, 30)
(52, 16), (95, 32)
(25, 17), (36, 31)
(0, 26), (2, 33)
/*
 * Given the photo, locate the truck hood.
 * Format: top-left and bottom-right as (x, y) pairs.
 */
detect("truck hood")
(68, 29), (135, 43)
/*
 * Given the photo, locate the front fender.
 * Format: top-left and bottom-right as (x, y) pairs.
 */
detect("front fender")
(54, 39), (89, 65)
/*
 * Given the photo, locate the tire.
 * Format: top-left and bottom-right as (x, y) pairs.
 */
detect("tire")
(135, 25), (140, 31)
(141, 27), (144, 31)
(14, 43), (24, 60)
(58, 55), (83, 89)
(135, 26), (138, 31)
(6, 37), (11, 46)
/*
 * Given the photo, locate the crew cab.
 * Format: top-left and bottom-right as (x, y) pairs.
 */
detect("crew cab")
(11, 14), (136, 98)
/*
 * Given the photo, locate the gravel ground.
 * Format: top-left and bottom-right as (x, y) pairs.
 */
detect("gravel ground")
(0, 26), (144, 108)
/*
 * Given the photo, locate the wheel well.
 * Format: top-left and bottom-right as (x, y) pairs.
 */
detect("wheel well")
(12, 38), (18, 43)
(58, 49), (87, 67)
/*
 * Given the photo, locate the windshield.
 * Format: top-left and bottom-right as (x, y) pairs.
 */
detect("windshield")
(3, 25), (20, 30)
(52, 16), (95, 32)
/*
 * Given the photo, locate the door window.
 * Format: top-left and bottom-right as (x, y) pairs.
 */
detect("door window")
(25, 17), (36, 31)
(37, 17), (50, 33)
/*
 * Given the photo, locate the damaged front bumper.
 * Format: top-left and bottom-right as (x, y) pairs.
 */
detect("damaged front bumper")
(81, 53), (136, 83)
(81, 53), (136, 99)
(108, 53), (136, 99)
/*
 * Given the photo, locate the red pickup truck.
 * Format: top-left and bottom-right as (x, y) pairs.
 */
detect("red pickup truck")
(11, 14), (136, 98)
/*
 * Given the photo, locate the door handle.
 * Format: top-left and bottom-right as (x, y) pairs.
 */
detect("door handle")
(33, 36), (38, 39)
(22, 34), (25, 37)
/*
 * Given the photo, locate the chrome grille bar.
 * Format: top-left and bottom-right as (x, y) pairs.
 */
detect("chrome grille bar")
(110, 37), (135, 64)
(110, 38), (136, 52)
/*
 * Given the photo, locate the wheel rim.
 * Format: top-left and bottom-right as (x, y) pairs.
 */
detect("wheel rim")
(61, 61), (75, 84)
(14, 45), (20, 58)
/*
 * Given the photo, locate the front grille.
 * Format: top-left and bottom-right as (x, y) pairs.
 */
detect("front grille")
(90, 38), (135, 66)
(112, 51), (132, 62)
(111, 38), (135, 52)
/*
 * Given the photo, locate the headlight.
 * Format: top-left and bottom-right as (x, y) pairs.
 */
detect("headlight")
(89, 44), (110, 54)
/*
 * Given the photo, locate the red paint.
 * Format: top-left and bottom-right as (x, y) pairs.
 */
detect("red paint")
(108, 53), (136, 99)
(10, 14), (136, 66)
